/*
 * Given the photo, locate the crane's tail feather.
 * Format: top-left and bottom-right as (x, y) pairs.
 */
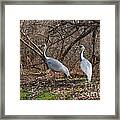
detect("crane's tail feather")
(87, 75), (92, 81)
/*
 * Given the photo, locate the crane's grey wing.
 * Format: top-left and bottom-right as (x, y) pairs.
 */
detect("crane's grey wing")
(80, 59), (92, 77)
(47, 58), (62, 71)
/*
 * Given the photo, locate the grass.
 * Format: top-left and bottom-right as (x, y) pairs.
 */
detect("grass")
(37, 90), (59, 100)
(20, 89), (31, 100)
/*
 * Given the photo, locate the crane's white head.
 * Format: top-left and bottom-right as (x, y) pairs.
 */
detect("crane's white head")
(80, 45), (85, 51)
(43, 43), (47, 50)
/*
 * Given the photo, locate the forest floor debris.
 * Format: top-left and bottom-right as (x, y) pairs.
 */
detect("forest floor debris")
(20, 75), (100, 100)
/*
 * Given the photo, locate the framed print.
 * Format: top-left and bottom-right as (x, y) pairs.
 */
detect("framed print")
(0, 0), (119, 119)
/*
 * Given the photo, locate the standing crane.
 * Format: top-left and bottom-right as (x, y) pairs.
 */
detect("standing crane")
(80, 45), (92, 81)
(43, 44), (70, 83)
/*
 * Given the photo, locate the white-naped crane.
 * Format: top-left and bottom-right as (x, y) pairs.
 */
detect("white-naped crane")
(80, 45), (92, 81)
(43, 44), (71, 83)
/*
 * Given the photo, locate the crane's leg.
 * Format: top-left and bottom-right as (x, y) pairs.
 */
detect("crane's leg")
(64, 74), (69, 87)
(80, 72), (87, 82)
(84, 75), (88, 82)
(46, 69), (51, 78)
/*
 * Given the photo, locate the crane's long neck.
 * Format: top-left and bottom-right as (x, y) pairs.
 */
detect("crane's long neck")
(44, 46), (47, 59)
(80, 50), (84, 61)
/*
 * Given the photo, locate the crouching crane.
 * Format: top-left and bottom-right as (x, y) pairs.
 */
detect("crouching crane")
(43, 44), (70, 82)
(80, 45), (92, 81)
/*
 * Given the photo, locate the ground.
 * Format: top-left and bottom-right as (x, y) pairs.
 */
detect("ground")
(20, 74), (100, 100)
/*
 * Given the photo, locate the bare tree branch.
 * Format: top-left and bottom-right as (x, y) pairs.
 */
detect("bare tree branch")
(47, 28), (78, 50)
(92, 28), (97, 68)
(20, 38), (45, 61)
(21, 31), (43, 55)
(60, 26), (97, 61)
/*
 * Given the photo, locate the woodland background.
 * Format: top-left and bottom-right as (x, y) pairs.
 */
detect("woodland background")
(20, 20), (100, 100)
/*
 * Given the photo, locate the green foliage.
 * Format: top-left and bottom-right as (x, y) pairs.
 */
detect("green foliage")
(20, 89), (30, 100)
(37, 90), (59, 100)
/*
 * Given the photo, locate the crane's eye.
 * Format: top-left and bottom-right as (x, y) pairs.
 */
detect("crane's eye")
(41, 44), (44, 47)
(80, 45), (83, 48)
(41, 44), (46, 47)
